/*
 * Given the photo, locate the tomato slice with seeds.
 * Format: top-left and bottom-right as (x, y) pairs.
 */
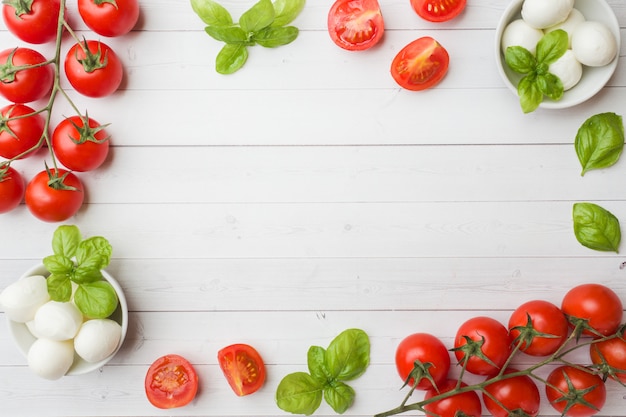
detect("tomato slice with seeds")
(327, 0), (384, 51)
(411, 0), (466, 23)
(391, 37), (449, 91)
(145, 354), (199, 409)
(218, 343), (266, 396)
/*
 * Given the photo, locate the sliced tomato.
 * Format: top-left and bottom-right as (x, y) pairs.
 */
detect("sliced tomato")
(328, 0), (384, 51)
(391, 37), (449, 91)
(218, 343), (266, 396)
(410, 0), (466, 23)
(145, 354), (199, 409)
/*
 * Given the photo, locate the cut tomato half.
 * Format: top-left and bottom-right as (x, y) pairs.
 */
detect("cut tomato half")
(145, 354), (199, 409)
(218, 343), (266, 396)
(328, 0), (384, 51)
(411, 0), (466, 23)
(391, 37), (449, 91)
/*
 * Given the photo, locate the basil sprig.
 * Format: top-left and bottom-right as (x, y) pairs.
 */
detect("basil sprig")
(505, 29), (568, 113)
(276, 328), (370, 415)
(573, 203), (621, 253)
(190, 0), (305, 74)
(43, 225), (118, 319)
(575, 112), (624, 176)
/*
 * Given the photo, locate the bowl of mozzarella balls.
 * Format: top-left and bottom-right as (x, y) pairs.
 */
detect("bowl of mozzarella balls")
(495, 0), (620, 109)
(0, 265), (128, 380)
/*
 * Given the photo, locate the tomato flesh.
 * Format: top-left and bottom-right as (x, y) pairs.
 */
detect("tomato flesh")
(508, 299), (569, 356)
(0, 165), (24, 214)
(391, 37), (449, 91)
(561, 283), (623, 337)
(145, 354), (199, 409)
(0, 104), (45, 160)
(328, 0), (384, 51)
(25, 169), (84, 222)
(52, 115), (110, 172)
(483, 369), (540, 417)
(546, 365), (606, 417)
(218, 343), (266, 396)
(395, 333), (450, 390)
(454, 316), (512, 376)
(78, 0), (139, 37)
(424, 379), (482, 417)
(2, 0), (62, 44)
(410, 0), (466, 23)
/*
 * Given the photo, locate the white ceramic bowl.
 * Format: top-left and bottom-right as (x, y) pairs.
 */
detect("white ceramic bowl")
(495, 0), (620, 109)
(6, 264), (128, 376)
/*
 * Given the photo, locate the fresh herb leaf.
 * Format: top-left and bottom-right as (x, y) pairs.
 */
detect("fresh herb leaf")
(51, 225), (81, 258)
(575, 113), (624, 175)
(276, 372), (323, 415)
(308, 345), (331, 384)
(74, 281), (119, 319)
(518, 75), (542, 114)
(76, 236), (112, 269)
(43, 254), (74, 276)
(190, 0), (233, 27)
(216, 43), (249, 74)
(46, 273), (73, 302)
(573, 202), (621, 252)
(205, 26), (250, 44)
(254, 25), (299, 47)
(505, 46), (536, 74)
(324, 381), (355, 414)
(272, 0), (305, 27)
(240, 0), (275, 33)
(535, 72), (563, 101)
(535, 29), (567, 65)
(325, 328), (370, 381)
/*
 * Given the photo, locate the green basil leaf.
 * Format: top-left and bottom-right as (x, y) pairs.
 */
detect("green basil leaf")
(276, 372), (323, 416)
(72, 265), (104, 284)
(205, 25), (250, 44)
(325, 328), (370, 381)
(254, 25), (299, 47)
(536, 29), (568, 65)
(517, 75), (542, 114)
(575, 112), (625, 175)
(74, 281), (119, 319)
(76, 236), (112, 269)
(43, 254), (74, 276)
(535, 72), (563, 101)
(324, 381), (355, 414)
(46, 273), (72, 302)
(216, 43), (248, 74)
(505, 46), (536, 74)
(272, 0), (305, 27)
(51, 225), (81, 258)
(308, 345), (331, 384)
(190, 0), (233, 27)
(573, 202), (621, 252)
(239, 0), (275, 33)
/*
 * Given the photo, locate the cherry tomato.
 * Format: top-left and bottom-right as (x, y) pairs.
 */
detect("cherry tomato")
(52, 115), (110, 172)
(390, 37), (449, 91)
(423, 379), (481, 417)
(0, 47), (54, 103)
(25, 168), (84, 222)
(145, 354), (199, 409)
(0, 164), (24, 213)
(395, 333), (450, 390)
(2, 0), (61, 44)
(410, 0), (466, 23)
(454, 316), (512, 376)
(561, 283), (623, 337)
(590, 328), (626, 383)
(0, 104), (45, 159)
(78, 0), (139, 37)
(218, 343), (266, 396)
(508, 299), (569, 356)
(327, 0), (384, 51)
(64, 40), (123, 98)
(546, 365), (606, 417)
(483, 369), (540, 417)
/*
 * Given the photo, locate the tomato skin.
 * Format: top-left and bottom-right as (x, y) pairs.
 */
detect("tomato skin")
(78, 0), (139, 37)
(590, 328), (626, 383)
(0, 47), (54, 103)
(64, 40), (123, 98)
(410, 0), (466, 23)
(483, 369), (540, 417)
(508, 300), (569, 356)
(395, 333), (450, 390)
(145, 354), (199, 409)
(561, 283), (623, 337)
(0, 104), (45, 159)
(2, 0), (61, 44)
(25, 169), (84, 222)
(390, 37), (449, 91)
(0, 165), (24, 213)
(546, 365), (606, 417)
(454, 316), (512, 376)
(424, 379), (482, 417)
(52, 116), (110, 172)
(327, 0), (384, 51)
(218, 343), (266, 396)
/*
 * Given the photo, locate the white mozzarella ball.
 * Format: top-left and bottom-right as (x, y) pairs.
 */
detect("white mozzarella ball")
(549, 50), (583, 90)
(74, 319), (122, 363)
(27, 338), (74, 380)
(33, 301), (83, 341)
(25, 320), (45, 338)
(545, 8), (585, 47)
(571, 21), (618, 67)
(0, 275), (50, 323)
(501, 19), (544, 55)
(522, 0), (575, 29)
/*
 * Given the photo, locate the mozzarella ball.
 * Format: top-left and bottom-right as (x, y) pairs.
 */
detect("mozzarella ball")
(25, 319), (45, 338)
(545, 8), (585, 47)
(549, 50), (583, 90)
(33, 301), (83, 341)
(522, 0), (574, 29)
(501, 19), (544, 55)
(572, 21), (618, 67)
(27, 338), (74, 380)
(0, 275), (50, 323)
(74, 319), (122, 363)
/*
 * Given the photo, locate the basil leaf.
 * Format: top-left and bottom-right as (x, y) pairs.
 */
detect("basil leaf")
(308, 345), (331, 384)
(518, 75), (542, 114)
(76, 236), (112, 269)
(216, 43), (248, 74)
(325, 328), (370, 381)
(190, 0), (233, 27)
(43, 254), (74, 276)
(535, 72), (563, 101)
(72, 265), (104, 284)
(505, 46), (536, 74)
(74, 281), (119, 319)
(272, 0), (305, 27)
(276, 372), (323, 416)
(254, 25), (299, 47)
(46, 273), (72, 302)
(575, 112), (624, 175)
(239, 0), (274, 33)
(536, 29), (567, 65)
(205, 25), (250, 45)
(51, 225), (81, 258)
(573, 202), (621, 252)
(324, 382), (355, 414)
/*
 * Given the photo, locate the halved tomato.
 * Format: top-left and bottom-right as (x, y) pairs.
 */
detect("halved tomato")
(328, 0), (384, 51)
(391, 37), (449, 91)
(218, 343), (266, 396)
(145, 354), (199, 409)
(411, 0), (466, 23)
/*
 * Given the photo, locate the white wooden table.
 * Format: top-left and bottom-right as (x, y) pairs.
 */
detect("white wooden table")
(1, 0), (625, 415)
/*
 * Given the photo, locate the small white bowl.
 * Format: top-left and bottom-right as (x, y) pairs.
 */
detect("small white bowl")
(495, 0), (620, 109)
(6, 264), (128, 376)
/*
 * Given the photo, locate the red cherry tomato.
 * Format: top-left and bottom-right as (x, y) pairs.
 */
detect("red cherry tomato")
(590, 328), (626, 383)
(390, 37), (449, 91)
(483, 369), (540, 417)
(2, 0), (62, 44)
(218, 343), (266, 396)
(423, 379), (482, 417)
(25, 168), (84, 222)
(78, 0), (139, 37)
(546, 365), (606, 417)
(410, 0), (466, 23)
(561, 283), (623, 337)
(454, 316), (512, 376)
(145, 354), (199, 409)
(327, 0), (384, 51)
(0, 47), (54, 103)
(395, 333), (450, 390)
(64, 40), (123, 98)
(0, 164), (24, 213)
(508, 299), (569, 356)
(52, 115), (110, 172)
(0, 104), (45, 159)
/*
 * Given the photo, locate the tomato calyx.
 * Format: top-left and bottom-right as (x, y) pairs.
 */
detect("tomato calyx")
(0, 162), (12, 181)
(68, 113), (110, 145)
(93, 0), (118, 7)
(511, 312), (562, 351)
(44, 163), (79, 191)
(4, 0), (35, 16)
(452, 335), (498, 369)
(75, 38), (110, 73)
(551, 369), (602, 415)
(566, 314), (605, 341)
(400, 359), (439, 392)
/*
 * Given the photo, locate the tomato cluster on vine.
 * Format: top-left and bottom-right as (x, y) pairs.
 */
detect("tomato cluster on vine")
(0, 0), (139, 221)
(384, 283), (626, 417)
